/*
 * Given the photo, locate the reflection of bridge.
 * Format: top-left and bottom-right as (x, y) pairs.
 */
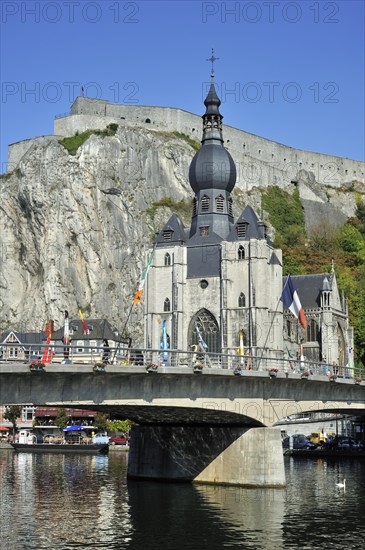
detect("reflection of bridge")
(1, 362), (365, 487)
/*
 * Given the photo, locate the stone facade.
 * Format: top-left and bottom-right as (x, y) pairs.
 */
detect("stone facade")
(144, 81), (353, 368)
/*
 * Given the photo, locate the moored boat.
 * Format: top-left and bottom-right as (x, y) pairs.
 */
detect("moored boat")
(11, 442), (109, 454)
(11, 429), (109, 454)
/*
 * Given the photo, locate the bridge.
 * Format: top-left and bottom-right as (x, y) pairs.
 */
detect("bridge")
(1, 360), (365, 488)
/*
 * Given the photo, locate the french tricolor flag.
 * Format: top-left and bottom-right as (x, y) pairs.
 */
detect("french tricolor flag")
(281, 275), (307, 329)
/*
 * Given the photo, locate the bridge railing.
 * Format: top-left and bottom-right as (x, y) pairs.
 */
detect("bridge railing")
(1, 342), (365, 379)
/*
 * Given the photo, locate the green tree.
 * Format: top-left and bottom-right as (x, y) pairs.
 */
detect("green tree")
(94, 412), (109, 432)
(106, 419), (132, 434)
(55, 408), (69, 429)
(4, 405), (22, 435)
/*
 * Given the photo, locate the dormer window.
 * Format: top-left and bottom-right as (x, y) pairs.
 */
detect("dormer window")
(199, 226), (209, 237)
(164, 253), (171, 266)
(236, 223), (247, 238)
(201, 195), (210, 212)
(163, 230), (173, 242)
(215, 195), (224, 212)
(238, 245), (245, 260)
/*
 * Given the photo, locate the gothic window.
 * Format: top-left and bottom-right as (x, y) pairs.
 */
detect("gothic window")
(188, 309), (220, 354)
(238, 293), (246, 307)
(199, 226), (209, 237)
(201, 195), (210, 212)
(236, 223), (247, 239)
(215, 195), (224, 212)
(192, 197), (197, 216)
(164, 253), (171, 266)
(228, 197), (233, 217)
(163, 230), (173, 242)
(238, 245), (245, 260)
(286, 320), (291, 337)
(164, 298), (170, 312)
(306, 319), (319, 342)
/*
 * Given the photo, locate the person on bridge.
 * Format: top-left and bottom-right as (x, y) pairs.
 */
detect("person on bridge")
(102, 339), (111, 364)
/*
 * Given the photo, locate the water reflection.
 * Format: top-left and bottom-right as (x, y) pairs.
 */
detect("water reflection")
(0, 451), (365, 549)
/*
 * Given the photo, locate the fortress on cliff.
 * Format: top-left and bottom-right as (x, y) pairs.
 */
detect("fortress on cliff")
(9, 97), (364, 196)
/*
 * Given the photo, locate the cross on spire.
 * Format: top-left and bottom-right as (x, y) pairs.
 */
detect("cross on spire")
(207, 48), (220, 80)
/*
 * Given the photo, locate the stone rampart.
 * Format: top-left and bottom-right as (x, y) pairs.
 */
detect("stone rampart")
(7, 97), (364, 194)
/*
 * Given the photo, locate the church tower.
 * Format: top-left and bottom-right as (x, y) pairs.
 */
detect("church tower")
(144, 62), (283, 364)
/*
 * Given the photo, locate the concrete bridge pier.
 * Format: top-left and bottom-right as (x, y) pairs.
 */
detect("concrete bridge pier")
(128, 426), (285, 487)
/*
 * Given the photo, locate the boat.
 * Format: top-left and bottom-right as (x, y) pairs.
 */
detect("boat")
(11, 429), (109, 454)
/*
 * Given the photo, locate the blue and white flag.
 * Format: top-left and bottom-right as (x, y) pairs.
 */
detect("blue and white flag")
(195, 321), (208, 350)
(160, 320), (169, 362)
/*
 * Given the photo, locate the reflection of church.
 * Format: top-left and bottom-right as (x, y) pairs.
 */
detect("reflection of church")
(144, 71), (353, 366)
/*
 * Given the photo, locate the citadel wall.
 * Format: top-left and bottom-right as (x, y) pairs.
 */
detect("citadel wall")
(8, 97), (364, 193)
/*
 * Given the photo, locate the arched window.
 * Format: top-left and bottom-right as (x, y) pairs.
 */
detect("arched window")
(164, 253), (171, 266)
(238, 245), (245, 260)
(306, 319), (318, 342)
(201, 195), (210, 212)
(145, 118), (151, 123)
(164, 298), (170, 312)
(188, 309), (220, 354)
(238, 293), (245, 307)
(215, 194), (224, 212)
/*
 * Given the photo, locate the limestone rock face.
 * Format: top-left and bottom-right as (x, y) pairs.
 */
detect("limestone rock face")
(0, 125), (364, 338)
(0, 127), (194, 337)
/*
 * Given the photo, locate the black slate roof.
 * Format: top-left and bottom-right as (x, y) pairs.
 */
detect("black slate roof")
(227, 206), (267, 241)
(155, 214), (187, 246)
(283, 274), (332, 309)
(51, 318), (128, 342)
(0, 330), (46, 344)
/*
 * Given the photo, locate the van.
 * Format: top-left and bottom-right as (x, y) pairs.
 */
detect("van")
(308, 432), (326, 445)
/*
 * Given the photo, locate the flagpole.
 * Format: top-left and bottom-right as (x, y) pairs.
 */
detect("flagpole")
(257, 275), (290, 371)
(112, 241), (157, 363)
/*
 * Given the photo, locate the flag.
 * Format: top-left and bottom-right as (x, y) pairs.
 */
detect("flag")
(236, 329), (245, 365)
(286, 346), (294, 369)
(79, 309), (89, 335)
(281, 275), (307, 329)
(195, 321), (208, 350)
(134, 248), (155, 305)
(160, 320), (169, 362)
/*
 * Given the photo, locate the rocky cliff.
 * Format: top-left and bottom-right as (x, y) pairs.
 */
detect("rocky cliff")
(0, 123), (364, 339)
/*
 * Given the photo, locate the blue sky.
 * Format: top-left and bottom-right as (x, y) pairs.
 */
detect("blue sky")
(1, 0), (364, 173)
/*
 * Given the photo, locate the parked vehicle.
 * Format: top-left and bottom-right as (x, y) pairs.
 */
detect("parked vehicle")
(109, 435), (127, 446)
(329, 436), (364, 450)
(282, 435), (317, 450)
(308, 432), (326, 445)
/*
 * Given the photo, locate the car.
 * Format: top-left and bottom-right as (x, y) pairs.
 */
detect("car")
(109, 435), (127, 446)
(330, 436), (364, 450)
(282, 434), (317, 450)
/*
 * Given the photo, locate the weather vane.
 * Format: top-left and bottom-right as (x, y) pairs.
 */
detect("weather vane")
(206, 48), (220, 79)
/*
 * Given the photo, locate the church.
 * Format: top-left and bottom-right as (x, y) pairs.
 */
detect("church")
(143, 69), (353, 368)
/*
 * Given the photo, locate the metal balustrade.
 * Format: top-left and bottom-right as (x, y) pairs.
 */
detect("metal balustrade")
(1, 342), (364, 380)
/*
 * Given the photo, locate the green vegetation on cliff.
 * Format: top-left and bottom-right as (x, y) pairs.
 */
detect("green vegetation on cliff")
(261, 186), (365, 364)
(59, 124), (119, 155)
(146, 196), (192, 222)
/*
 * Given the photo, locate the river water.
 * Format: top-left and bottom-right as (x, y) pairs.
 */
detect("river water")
(0, 449), (364, 549)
